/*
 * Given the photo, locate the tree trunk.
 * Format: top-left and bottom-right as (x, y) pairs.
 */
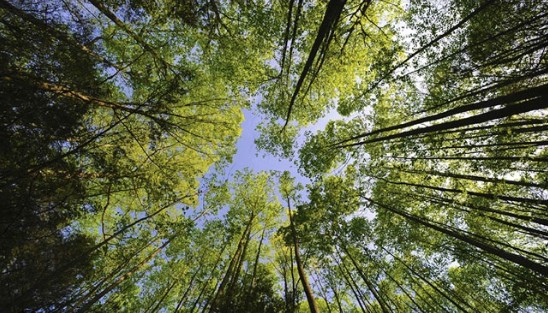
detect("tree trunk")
(287, 198), (319, 313)
(339, 244), (391, 313)
(76, 236), (174, 313)
(364, 196), (548, 276)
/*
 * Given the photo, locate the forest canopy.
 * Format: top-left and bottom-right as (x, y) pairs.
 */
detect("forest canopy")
(0, 0), (546, 312)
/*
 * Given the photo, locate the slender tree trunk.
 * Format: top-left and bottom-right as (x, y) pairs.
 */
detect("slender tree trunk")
(280, 255), (290, 313)
(325, 273), (344, 313)
(382, 247), (472, 313)
(279, 0), (296, 74)
(335, 262), (368, 313)
(76, 236), (174, 313)
(249, 228), (266, 291)
(283, 0), (347, 129)
(391, 189), (548, 238)
(390, 166), (546, 189)
(337, 257), (373, 313)
(338, 93), (548, 149)
(287, 197), (319, 313)
(190, 273), (218, 313)
(289, 246), (297, 310)
(339, 79), (546, 146)
(173, 263), (203, 313)
(361, 0), (496, 98)
(146, 279), (178, 313)
(388, 154), (548, 163)
(379, 264), (426, 312)
(364, 196), (548, 276)
(87, 0), (171, 74)
(226, 216), (254, 302)
(312, 271), (332, 313)
(339, 244), (391, 313)
(438, 140), (548, 151)
(372, 174), (547, 206)
(210, 213), (254, 311)
(173, 242), (229, 313)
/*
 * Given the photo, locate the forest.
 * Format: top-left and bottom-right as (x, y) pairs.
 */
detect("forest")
(0, 0), (546, 312)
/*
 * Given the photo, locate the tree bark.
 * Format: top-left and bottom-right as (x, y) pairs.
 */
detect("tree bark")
(338, 90), (548, 148)
(287, 198), (319, 313)
(364, 196), (548, 276)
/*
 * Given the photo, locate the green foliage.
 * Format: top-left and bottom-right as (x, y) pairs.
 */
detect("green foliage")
(1, 0), (547, 312)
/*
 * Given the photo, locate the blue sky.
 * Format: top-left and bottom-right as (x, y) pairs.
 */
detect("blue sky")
(225, 103), (346, 190)
(228, 109), (297, 177)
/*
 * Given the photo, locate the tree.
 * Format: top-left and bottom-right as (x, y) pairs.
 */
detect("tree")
(0, 0), (246, 310)
(279, 171), (319, 313)
(290, 0), (547, 311)
(0, 3), (107, 309)
(2, 0), (547, 312)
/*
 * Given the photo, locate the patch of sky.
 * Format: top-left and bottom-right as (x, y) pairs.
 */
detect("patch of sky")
(221, 98), (351, 183)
